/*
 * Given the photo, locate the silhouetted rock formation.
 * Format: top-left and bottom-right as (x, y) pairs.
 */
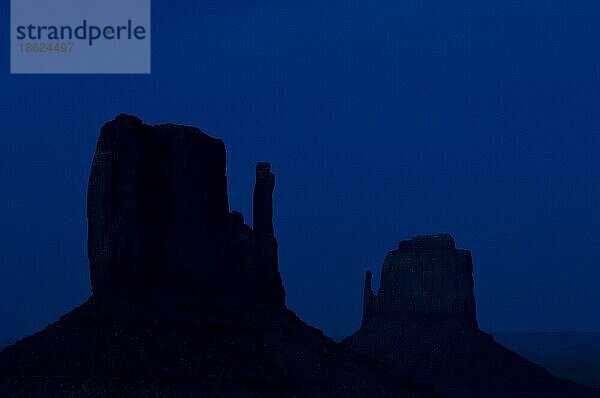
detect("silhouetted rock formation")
(361, 234), (476, 330)
(345, 234), (597, 398)
(87, 115), (284, 304)
(0, 115), (431, 398)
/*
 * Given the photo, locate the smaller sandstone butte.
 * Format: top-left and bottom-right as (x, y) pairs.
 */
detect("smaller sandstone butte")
(345, 234), (597, 398)
(0, 115), (432, 398)
(361, 234), (476, 330)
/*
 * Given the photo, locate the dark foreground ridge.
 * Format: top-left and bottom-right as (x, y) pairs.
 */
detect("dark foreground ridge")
(0, 115), (432, 398)
(344, 234), (597, 398)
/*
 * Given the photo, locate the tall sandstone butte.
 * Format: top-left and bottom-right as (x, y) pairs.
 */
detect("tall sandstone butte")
(87, 115), (284, 303)
(345, 234), (597, 398)
(0, 115), (431, 398)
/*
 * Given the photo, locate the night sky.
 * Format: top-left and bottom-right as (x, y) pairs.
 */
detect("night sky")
(1, 0), (599, 340)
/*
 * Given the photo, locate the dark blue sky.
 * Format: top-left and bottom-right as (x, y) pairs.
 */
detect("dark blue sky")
(1, 0), (599, 339)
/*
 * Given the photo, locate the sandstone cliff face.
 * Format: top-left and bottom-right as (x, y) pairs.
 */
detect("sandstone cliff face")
(87, 114), (284, 304)
(346, 234), (596, 398)
(0, 115), (430, 398)
(363, 234), (477, 329)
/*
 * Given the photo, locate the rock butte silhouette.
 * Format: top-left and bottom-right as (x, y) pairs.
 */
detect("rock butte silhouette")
(0, 115), (432, 397)
(0, 116), (596, 398)
(344, 234), (597, 398)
